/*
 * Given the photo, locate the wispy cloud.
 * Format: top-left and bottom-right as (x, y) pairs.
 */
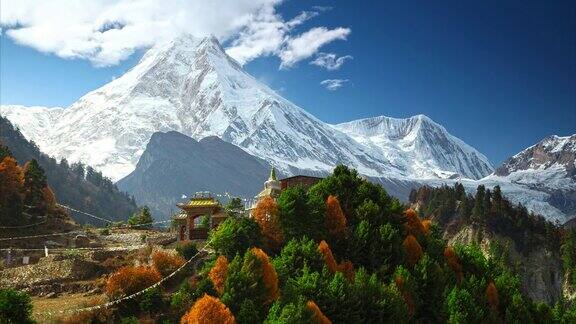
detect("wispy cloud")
(226, 7), (350, 68)
(0, 1), (351, 69)
(310, 52), (353, 70)
(320, 79), (349, 91)
(279, 27), (351, 69)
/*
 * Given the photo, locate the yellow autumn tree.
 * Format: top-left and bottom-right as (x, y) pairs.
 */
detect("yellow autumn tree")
(209, 255), (229, 295)
(325, 195), (347, 237)
(250, 247), (280, 302)
(403, 234), (423, 266)
(181, 294), (236, 324)
(307, 300), (332, 324)
(252, 196), (283, 248)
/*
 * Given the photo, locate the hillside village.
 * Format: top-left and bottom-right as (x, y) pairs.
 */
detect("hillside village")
(0, 143), (575, 323)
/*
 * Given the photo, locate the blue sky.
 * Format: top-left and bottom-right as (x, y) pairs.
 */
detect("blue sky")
(1, 0), (574, 165)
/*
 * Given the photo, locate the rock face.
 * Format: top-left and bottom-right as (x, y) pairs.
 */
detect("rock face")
(447, 225), (563, 304)
(1, 35), (493, 183)
(495, 135), (576, 178)
(487, 135), (576, 222)
(117, 131), (271, 217)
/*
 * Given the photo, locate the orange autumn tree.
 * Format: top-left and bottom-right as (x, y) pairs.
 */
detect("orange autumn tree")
(42, 186), (57, 210)
(337, 260), (355, 281)
(318, 240), (338, 273)
(252, 196), (283, 248)
(307, 300), (332, 324)
(181, 294), (236, 324)
(318, 240), (355, 280)
(250, 247), (280, 302)
(394, 275), (415, 318)
(0, 156), (25, 222)
(325, 195), (347, 237)
(0, 156), (24, 189)
(403, 235), (423, 266)
(209, 255), (229, 295)
(151, 250), (186, 276)
(404, 208), (426, 237)
(105, 266), (161, 298)
(0, 157), (24, 203)
(444, 246), (463, 282)
(486, 281), (499, 311)
(421, 219), (432, 235)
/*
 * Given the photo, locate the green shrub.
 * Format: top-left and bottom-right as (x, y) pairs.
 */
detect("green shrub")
(119, 316), (138, 324)
(176, 241), (199, 260)
(139, 287), (163, 313)
(170, 281), (194, 315)
(209, 217), (262, 259)
(0, 289), (34, 324)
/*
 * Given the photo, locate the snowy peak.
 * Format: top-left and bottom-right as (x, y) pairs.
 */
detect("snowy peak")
(335, 114), (437, 138)
(334, 115), (494, 180)
(3, 34), (493, 184)
(495, 134), (576, 178)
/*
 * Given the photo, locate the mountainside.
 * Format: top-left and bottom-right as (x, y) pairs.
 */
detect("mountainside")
(486, 135), (576, 222)
(117, 131), (270, 217)
(1, 35), (493, 184)
(0, 116), (138, 225)
(410, 184), (565, 304)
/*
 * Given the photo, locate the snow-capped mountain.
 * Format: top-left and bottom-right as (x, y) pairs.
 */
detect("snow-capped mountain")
(484, 135), (576, 222)
(334, 115), (493, 179)
(495, 134), (575, 184)
(0, 35), (493, 183)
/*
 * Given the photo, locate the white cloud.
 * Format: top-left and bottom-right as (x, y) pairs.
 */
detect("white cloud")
(279, 27), (350, 69)
(310, 52), (353, 70)
(320, 79), (349, 91)
(0, 1), (351, 69)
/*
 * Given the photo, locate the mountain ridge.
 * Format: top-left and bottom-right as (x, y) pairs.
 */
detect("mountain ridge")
(117, 130), (271, 217)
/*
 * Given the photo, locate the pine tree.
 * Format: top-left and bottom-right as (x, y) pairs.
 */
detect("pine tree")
(408, 189), (418, 203)
(23, 159), (48, 212)
(0, 143), (12, 161)
(226, 197), (244, 218)
(139, 206), (154, 228)
(128, 206), (154, 228)
(472, 185), (486, 220)
(492, 185), (503, 213)
(71, 162), (85, 179)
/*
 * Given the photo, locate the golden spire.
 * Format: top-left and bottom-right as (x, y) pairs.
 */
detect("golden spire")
(269, 167), (277, 181)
